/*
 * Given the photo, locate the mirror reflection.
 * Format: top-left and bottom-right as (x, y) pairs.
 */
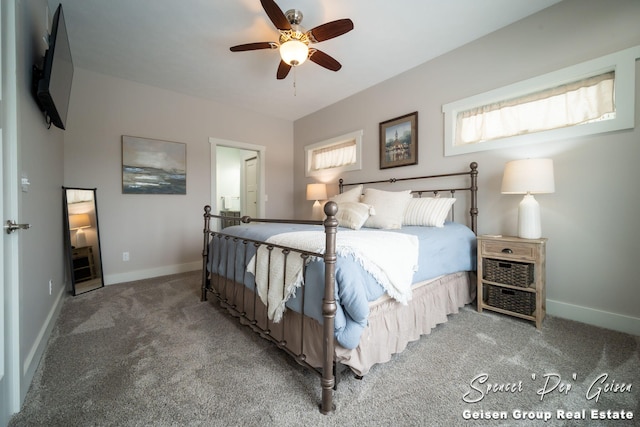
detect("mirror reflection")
(63, 187), (104, 295)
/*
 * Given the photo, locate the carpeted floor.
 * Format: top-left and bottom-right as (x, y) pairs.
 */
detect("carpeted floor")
(8, 271), (639, 426)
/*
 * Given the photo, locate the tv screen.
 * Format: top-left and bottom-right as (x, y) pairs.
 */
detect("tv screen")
(33, 4), (74, 130)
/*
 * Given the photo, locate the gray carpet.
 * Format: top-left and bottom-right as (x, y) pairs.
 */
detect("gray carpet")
(9, 271), (639, 426)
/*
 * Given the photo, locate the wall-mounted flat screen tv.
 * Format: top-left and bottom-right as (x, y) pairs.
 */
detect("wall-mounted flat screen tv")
(32, 4), (74, 130)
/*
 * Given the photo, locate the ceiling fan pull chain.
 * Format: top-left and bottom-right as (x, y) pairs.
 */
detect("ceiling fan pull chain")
(293, 67), (297, 96)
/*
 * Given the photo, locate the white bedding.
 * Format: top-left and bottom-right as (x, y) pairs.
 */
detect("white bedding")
(247, 230), (419, 322)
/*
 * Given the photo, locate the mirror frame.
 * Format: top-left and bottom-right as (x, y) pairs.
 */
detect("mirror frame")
(63, 187), (105, 295)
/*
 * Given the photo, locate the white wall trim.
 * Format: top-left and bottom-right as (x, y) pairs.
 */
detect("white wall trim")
(104, 261), (201, 285)
(547, 299), (640, 336)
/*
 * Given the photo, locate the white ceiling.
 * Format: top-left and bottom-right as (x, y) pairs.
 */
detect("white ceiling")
(51, 0), (561, 121)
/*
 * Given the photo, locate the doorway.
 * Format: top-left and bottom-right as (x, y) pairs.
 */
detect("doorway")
(209, 138), (266, 223)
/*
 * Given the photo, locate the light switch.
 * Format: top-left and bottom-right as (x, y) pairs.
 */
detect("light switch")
(21, 173), (30, 192)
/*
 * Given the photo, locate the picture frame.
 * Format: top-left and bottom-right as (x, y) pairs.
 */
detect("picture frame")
(122, 136), (187, 194)
(379, 112), (418, 169)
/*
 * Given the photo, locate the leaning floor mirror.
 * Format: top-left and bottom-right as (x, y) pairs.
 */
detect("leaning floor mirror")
(63, 187), (104, 295)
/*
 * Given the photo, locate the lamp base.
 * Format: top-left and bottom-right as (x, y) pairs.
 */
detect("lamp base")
(75, 229), (87, 247)
(311, 200), (324, 221)
(518, 194), (541, 239)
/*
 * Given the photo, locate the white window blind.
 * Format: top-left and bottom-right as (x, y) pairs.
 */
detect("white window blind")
(455, 71), (615, 146)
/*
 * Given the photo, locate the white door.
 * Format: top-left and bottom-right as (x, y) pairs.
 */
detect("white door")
(1, 1), (20, 423)
(244, 156), (258, 218)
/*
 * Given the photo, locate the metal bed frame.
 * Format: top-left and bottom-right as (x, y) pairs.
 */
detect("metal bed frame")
(200, 162), (478, 414)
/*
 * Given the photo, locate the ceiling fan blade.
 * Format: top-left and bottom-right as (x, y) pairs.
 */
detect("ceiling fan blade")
(307, 19), (354, 43)
(309, 49), (342, 72)
(277, 60), (292, 80)
(260, 0), (291, 31)
(230, 42), (278, 52)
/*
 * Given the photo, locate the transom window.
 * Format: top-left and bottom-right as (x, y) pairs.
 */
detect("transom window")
(456, 71), (615, 145)
(443, 46), (639, 156)
(305, 130), (363, 177)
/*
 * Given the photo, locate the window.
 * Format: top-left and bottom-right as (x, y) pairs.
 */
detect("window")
(443, 45), (639, 156)
(305, 130), (363, 177)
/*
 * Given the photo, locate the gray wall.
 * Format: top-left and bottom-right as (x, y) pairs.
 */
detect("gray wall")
(64, 68), (294, 284)
(16, 0), (66, 403)
(294, 0), (640, 335)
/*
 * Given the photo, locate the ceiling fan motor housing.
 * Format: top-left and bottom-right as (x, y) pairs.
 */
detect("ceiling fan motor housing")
(285, 9), (304, 25)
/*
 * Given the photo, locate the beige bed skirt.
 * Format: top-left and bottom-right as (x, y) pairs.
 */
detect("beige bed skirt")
(211, 271), (476, 377)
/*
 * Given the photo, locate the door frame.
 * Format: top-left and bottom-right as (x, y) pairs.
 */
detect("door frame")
(209, 137), (266, 220)
(1, 0), (21, 422)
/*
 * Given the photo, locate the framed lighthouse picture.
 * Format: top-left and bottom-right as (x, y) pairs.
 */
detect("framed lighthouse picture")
(379, 112), (418, 169)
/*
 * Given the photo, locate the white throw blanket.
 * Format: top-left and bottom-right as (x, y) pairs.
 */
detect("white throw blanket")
(247, 230), (419, 322)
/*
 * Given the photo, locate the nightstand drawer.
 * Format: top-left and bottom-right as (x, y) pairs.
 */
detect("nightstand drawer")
(481, 240), (536, 260)
(483, 259), (534, 287)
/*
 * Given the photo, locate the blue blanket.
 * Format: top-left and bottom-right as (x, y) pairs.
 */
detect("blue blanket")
(208, 222), (476, 349)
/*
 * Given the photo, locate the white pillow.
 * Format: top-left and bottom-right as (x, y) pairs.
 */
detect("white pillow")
(361, 188), (412, 229)
(335, 202), (374, 230)
(330, 185), (362, 204)
(403, 197), (456, 227)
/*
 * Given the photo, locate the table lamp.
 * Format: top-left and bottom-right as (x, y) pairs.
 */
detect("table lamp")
(306, 183), (327, 220)
(306, 183), (327, 207)
(69, 213), (91, 247)
(501, 159), (555, 239)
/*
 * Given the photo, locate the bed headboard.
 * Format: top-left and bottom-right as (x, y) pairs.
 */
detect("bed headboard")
(338, 162), (478, 234)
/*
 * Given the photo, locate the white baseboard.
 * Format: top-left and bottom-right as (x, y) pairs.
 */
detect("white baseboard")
(547, 299), (640, 336)
(22, 284), (66, 399)
(104, 261), (201, 285)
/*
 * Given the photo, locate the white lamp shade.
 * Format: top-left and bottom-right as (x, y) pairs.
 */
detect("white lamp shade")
(69, 213), (91, 229)
(306, 183), (327, 201)
(280, 40), (309, 66)
(501, 158), (555, 194)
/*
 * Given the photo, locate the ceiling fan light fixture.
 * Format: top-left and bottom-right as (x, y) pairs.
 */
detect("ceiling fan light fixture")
(280, 39), (309, 66)
(229, 2), (353, 80)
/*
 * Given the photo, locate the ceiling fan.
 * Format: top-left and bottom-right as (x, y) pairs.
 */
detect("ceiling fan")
(230, 0), (354, 80)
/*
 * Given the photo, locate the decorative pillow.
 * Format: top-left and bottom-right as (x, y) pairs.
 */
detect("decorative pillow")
(361, 188), (412, 229)
(403, 197), (456, 227)
(329, 185), (363, 204)
(335, 202), (375, 230)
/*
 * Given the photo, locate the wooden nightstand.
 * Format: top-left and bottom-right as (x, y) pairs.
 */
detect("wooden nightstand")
(72, 246), (96, 283)
(220, 210), (241, 228)
(477, 235), (547, 328)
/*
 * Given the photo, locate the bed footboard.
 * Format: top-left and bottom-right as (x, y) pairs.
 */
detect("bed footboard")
(201, 202), (339, 414)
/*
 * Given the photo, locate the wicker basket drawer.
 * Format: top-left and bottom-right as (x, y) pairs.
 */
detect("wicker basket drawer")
(483, 258), (534, 287)
(484, 285), (535, 316)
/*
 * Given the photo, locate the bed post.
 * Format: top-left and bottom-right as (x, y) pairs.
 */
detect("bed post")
(320, 201), (338, 414)
(201, 205), (212, 302)
(469, 162), (478, 234)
